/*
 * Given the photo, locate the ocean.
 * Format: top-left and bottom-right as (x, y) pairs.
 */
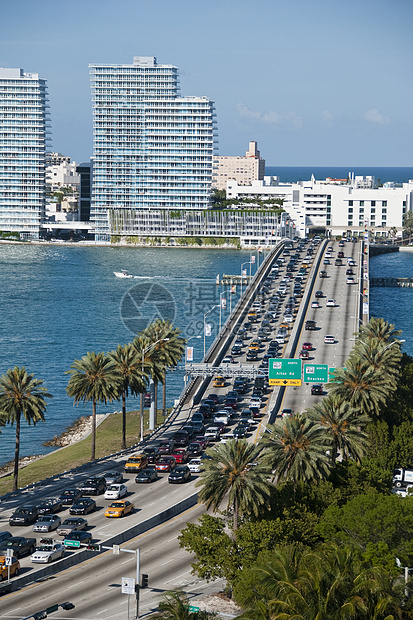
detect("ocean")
(266, 166), (413, 184)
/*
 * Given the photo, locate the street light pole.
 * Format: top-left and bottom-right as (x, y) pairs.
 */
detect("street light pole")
(219, 290), (231, 332)
(204, 305), (219, 358)
(140, 338), (169, 441)
(240, 261), (251, 298)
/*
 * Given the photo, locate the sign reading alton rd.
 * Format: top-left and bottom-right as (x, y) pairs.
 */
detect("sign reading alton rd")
(269, 359), (302, 386)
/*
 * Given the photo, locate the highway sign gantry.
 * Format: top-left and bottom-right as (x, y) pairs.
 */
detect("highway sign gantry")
(269, 358), (302, 386)
(303, 363), (329, 383)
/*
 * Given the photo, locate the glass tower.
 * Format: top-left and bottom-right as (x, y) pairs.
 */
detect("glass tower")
(89, 56), (216, 241)
(0, 68), (49, 239)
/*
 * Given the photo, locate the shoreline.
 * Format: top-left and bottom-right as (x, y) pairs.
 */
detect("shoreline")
(0, 414), (107, 477)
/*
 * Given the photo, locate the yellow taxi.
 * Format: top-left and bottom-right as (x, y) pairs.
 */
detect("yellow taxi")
(213, 376), (225, 388)
(124, 454), (148, 473)
(0, 555), (20, 580)
(104, 500), (135, 518)
(249, 341), (261, 351)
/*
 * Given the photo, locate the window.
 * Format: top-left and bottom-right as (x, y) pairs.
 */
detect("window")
(371, 201), (375, 207)
(360, 201), (364, 207)
(349, 200), (353, 206)
(382, 201), (387, 207)
(348, 207), (353, 213)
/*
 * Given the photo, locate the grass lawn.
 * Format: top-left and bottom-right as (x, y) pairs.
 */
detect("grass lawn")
(0, 409), (165, 497)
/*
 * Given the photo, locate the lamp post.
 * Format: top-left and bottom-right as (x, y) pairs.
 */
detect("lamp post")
(240, 261), (251, 298)
(140, 338), (169, 441)
(219, 290), (232, 332)
(185, 335), (201, 362)
(204, 305), (219, 358)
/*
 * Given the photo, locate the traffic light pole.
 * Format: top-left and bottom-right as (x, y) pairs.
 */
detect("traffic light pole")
(136, 548), (140, 619)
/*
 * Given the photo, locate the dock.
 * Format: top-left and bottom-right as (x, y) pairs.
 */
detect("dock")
(370, 277), (413, 288)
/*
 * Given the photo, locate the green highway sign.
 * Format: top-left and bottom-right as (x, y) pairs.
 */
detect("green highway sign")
(328, 367), (346, 382)
(188, 607), (200, 613)
(303, 363), (329, 383)
(269, 358), (302, 386)
(64, 540), (80, 548)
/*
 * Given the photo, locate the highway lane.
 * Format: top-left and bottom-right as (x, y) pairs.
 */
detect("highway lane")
(0, 504), (218, 619)
(279, 239), (362, 415)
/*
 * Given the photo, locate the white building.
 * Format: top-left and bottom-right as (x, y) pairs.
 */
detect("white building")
(46, 153), (80, 192)
(227, 175), (413, 238)
(89, 56), (216, 242)
(212, 141), (265, 190)
(0, 67), (49, 239)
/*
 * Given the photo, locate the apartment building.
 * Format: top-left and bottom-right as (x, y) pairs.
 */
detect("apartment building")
(212, 141), (265, 190)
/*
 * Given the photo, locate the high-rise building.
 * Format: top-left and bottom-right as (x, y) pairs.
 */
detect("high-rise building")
(0, 68), (49, 239)
(212, 141), (265, 190)
(89, 56), (216, 241)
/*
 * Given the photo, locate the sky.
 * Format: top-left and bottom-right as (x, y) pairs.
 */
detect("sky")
(1, 0), (412, 166)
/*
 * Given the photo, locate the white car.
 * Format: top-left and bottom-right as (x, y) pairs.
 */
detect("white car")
(214, 412), (229, 426)
(31, 540), (65, 563)
(249, 396), (262, 408)
(188, 458), (203, 473)
(220, 432), (236, 443)
(346, 276), (355, 284)
(311, 301), (320, 308)
(326, 299), (336, 307)
(324, 335), (335, 344)
(324, 252), (332, 258)
(104, 484), (128, 500)
(33, 514), (61, 533)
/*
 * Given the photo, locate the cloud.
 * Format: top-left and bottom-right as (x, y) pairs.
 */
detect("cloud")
(236, 103), (302, 128)
(364, 108), (390, 124)
(322, 110), (334, 122)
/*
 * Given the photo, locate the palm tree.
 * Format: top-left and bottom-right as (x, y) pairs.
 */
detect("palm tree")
(259, 414), (331, 487)
(66, 352), (121, 461)
(131, 335), (164, 438)
(142, 319), (185, 422)
(357, 317), (402, 346)
(0, 366), (51, 490)
(351, 338), (402, 387)
(327, 357), (394, 418)
(153, 589), (216, 619)
(239, 544), (405, 620)
(108, 343), (146, 450)
(195, 439), (271, 530)
(305, 394), (369, 464)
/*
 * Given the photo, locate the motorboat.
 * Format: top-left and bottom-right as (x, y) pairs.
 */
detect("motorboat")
(114, 270), (133, 278)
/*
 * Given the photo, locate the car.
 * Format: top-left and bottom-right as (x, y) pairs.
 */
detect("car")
(69, 498), (97, 515)
(172, 448), (189, 464)
(346, 276), (355, 284)
(168, 465), (191, 484)
(188, 458), (203, 473)
(31, 539), (65, 564)
(246, 350), (258, 360)
(197, 403), (212, 418)
(224, 396), (238, 410)
(214, 411), (229, 426)
(311, 301), (320, 308)
(324, 252), (332, 258)
(105, 500), (134, 518)
(233, 425), (247, 438)
(194, 435), (209, 450)
(346, 268), (354, 275)
(158, 439), (175, 454)
(172, 430), (190, 446)
(305, 320), (317, 330)
(323, 259), (330, 265)
(192, 412), (205, 425)
(124, 454), (148, 473)
(56, 518), (88, 537)
(104, 483), (128, 500)
(155, 456), (176, 472)
(249, 396), (262, 409)
(302, 342), (312, 350)
(212, 377), (225, 387)
(249, 341), (260, 351)
(311, 384), (324, 395)
(202, 399), (217, 413)
(281, 408), (293, 417)
(142, 447), (160, 464)
(326, 299), (336, 307)
(337, 251), (344, 258)
(283, 314), (294, 323)
(102, 470), (123, 485)
(59, 488), (82, 506)
(79, 476), (107, 496)
(33, 514), (61, 533)
(324, 335), (336, 344)
(231, 344), (242, 355)
(9, 505), (39, 527)
(204, 426), (221, 442)
(37, 498), (63, 515)
(63, 530), (93, 549)
(319, 270), (327, 278)
(299, 349), (310, 359)
(0, 532), (12, 546)
(187, 442), (203, 457)
(315, 290), (323, 298)
(135, 467), (158, 483)
(206, 393), (220, 404)
(0, 555), (20, 580)
(1, 536), (36, 559)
